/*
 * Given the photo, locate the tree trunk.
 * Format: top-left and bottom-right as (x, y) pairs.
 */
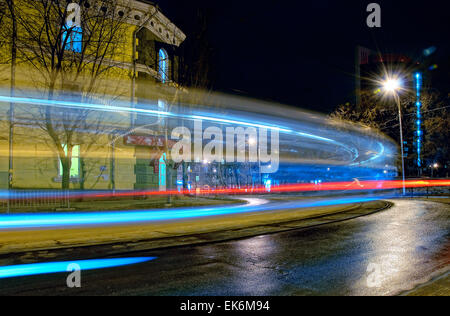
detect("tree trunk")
(61, 156), (71, 190)
(80, 157), (86, 190)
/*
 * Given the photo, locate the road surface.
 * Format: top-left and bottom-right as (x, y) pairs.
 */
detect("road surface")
(0, 199), (448, 296)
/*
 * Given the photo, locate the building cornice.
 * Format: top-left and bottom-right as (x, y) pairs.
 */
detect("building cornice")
(119, 0), (186, 47)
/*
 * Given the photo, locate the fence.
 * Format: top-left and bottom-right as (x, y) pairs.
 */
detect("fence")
(406, 186), (450, 198)
(1, 190), (70, 212)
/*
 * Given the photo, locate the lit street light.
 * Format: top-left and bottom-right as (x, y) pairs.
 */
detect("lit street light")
(430, 163), (439, 178)
(382, 76), (406, 195)
(383, 78), (401, 92)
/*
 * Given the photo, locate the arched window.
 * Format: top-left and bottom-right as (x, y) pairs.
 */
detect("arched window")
(158, 48), (169, 83)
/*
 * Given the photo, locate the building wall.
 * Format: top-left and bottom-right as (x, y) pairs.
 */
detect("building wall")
(0, 123), (137, 190)
(0, 1), (185, 191)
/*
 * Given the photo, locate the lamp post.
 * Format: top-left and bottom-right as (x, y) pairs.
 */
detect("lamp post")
(431, 163), (439, 178)
(7, 0), (17, 214)
(382, 77), (406, 196)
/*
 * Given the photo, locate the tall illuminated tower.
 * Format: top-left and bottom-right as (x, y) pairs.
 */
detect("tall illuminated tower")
(414, 72), (423, 175)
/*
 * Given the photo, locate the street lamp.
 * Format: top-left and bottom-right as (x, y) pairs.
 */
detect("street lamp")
(382, 76), (406, 195)
(431, 163), (439, 178)
(383, 79), (401, 92)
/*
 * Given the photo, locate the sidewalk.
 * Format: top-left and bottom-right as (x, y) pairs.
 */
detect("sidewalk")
(0, 199), (390, 265)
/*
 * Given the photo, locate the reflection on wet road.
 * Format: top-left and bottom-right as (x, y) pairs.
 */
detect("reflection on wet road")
(0, 199), (448, 296)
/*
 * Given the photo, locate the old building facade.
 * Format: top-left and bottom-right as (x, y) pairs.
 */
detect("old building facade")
(0, 0), (186, 191)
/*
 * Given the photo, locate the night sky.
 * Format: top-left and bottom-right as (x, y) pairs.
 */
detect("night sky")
(156, 0), (450, 113)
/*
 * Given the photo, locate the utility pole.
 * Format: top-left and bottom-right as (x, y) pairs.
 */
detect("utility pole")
(7, 0), (17, 214)
(395, 94), (406, 196)
(382, 77), (406, 196)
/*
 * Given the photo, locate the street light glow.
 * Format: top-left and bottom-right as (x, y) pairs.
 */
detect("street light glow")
(383, 78), (401, 93)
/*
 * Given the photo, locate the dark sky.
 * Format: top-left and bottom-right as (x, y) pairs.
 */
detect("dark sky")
(155, 0), (450, 113)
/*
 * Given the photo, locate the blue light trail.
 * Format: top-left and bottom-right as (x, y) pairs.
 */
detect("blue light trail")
(0, 94), (390, 166)
(0, 257), (156, 279)
(0, 196), (381, 230)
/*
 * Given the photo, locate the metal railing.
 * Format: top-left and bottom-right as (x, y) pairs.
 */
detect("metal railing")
(1, 190), (70, 212)
(406, 186), (450, 198)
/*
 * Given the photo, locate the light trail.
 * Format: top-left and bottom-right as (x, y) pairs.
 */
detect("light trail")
(0, 95), (291, 134)
(0, 90), (411, 230)
(0, 196), (382, 230)
(1, 180), (448, 201)
(0, 94), (383, 165)
(0, 179), (448, 230)
(0, 257), (156, 279)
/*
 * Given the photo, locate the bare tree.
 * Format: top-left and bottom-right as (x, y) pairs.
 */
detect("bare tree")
(331, 89), (450, 174)
(0, 0), (136, 189)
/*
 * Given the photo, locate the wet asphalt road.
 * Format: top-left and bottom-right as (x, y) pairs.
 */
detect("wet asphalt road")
(0, 199), (449, 296)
